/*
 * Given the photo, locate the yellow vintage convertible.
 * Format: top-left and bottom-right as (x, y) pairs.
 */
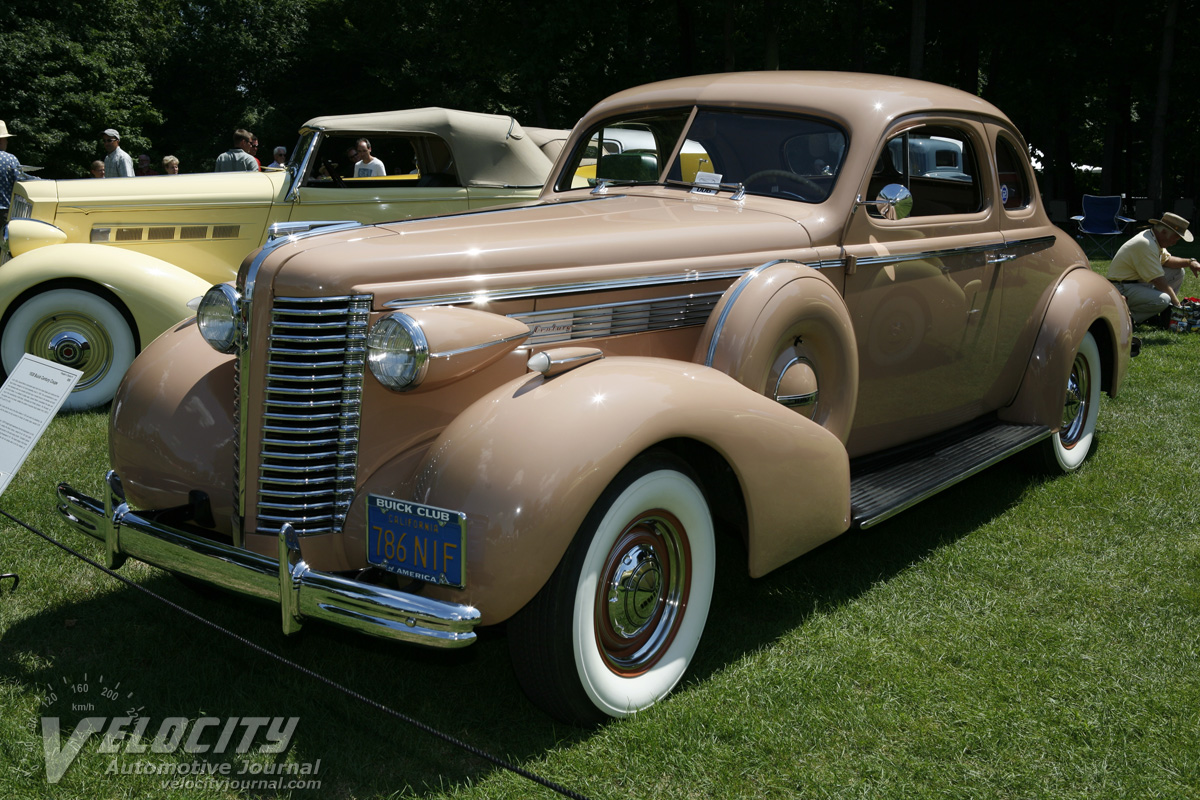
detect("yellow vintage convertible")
(0, 108), (562, 409)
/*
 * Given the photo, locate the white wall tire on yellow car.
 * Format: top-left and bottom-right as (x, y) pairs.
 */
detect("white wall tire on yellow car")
(509, 450), (715, 724)
(1039, 331), (1101, 473)
(1, 288), (136, 411)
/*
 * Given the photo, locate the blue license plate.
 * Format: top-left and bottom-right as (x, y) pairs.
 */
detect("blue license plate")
(366, 495), (466, 587)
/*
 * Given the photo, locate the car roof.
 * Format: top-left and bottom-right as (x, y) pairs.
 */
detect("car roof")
(582, 71), (1011, 132)
(300, 107), (558, 187)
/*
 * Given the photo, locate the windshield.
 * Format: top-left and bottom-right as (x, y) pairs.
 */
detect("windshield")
(557, 108), (846, 203)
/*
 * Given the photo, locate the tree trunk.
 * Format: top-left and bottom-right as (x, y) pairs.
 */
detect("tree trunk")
(908, 0), (926, 79)
(1149, 0), (1177, 209)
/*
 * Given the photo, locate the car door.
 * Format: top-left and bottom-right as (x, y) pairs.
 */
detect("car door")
(288, 132), (470, 224)
(980, 124), (1070, 410)
(841, 118), (1006, 455)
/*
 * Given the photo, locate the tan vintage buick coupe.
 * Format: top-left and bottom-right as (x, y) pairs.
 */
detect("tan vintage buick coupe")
(59, 72), (1133, 724)
(1, 108), (559, 409)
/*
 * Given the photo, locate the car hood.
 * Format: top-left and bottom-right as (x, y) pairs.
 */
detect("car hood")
(21, 170), (287, 214)
(258, 191), (825, 305)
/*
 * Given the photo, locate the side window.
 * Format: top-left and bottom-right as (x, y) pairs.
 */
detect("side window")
(869, 125), (982, 218)
(995, 135), (1032, 210)
(305, 134), (451, 187)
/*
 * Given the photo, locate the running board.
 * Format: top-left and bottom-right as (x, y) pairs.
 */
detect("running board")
(850, 422), (1052, 530)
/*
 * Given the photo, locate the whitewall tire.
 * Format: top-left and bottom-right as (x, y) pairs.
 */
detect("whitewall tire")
(1041, 331), (1101, 472)
(1, 288), (136, 411)
(509, 450), (715, 724)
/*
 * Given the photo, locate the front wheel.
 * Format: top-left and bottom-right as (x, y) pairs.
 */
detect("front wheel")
(0, 288), (137, 411)
(1034, 331), (1101, 473)
(508, 450), (715, 724)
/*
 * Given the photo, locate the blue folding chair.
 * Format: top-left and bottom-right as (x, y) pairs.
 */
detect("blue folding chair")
(1070, 195), (1133, 259)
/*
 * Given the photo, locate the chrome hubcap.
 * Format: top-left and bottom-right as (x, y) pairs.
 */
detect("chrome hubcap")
(48, 331), (92, 368)
(607, 544), (664, 636)
(596, 510), (691, 676)
(1059, 351), (1091, 448)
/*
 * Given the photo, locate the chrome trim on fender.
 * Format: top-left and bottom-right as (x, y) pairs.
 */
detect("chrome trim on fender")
(56, 473), (480, 647)
(433, 329), (532, 359)
(704, 260), (800, 368)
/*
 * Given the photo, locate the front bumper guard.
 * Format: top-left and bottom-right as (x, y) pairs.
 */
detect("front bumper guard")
(56, 471), (481, 648)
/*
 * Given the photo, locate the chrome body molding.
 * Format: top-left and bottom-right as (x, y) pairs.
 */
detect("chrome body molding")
(382, 235), (1056, 314)
(56, 473), (481, 648)
(512, 292), (724, 347)
(848, 234), (1057, 271)
(386, 268), (757, 311)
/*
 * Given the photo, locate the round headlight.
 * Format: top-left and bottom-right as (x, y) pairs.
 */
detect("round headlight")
(367, 313), (428, 391)
(196, 284), (241, 354)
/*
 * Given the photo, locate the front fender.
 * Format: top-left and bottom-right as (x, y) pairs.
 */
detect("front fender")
(999, 266), (1131, 428)
(0, 244), (216, 347)
(376, 356), (850, 623)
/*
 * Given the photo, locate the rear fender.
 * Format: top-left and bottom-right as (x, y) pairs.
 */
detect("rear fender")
(999, 266), (1131, 427)
(349, 356), (851, 623)
(0, 244), (215, 347)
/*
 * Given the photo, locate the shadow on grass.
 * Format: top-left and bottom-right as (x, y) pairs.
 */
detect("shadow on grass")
(0, 458), (1037, 798)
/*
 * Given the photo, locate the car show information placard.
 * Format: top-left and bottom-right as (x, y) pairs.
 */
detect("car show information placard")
(0, 355), (81, 497)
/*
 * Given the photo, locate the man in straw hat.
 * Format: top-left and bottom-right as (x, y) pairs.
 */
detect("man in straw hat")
(0, 120), (20, 227)
(1106, 211), (1200, 326)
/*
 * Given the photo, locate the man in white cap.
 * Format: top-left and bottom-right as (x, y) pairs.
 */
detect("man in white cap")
(101, 128), (135, 178)
(0, 120), (20, 226)
(1106, 211), (1200, 326)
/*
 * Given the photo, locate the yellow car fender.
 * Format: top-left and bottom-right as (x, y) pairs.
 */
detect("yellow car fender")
(0, 243), (216, 347)
(999, 265), (1132, 428)
(394, 356), (851, 623)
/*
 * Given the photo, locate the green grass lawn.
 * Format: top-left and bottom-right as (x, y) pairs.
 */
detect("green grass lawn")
(0, 260), (1197, 799)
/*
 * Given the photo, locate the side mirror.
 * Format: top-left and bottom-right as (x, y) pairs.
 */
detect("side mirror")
(858, 183), (913, 221)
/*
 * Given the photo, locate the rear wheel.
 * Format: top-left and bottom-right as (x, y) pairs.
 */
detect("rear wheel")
(0, 288), (136, 411)
(1035, 331), (1101, 473)
(508, 450), (715, 724)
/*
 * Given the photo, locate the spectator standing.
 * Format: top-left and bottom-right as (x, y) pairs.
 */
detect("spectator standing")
(135, 154), (158, 175)
(265, 146), (287, 169)
(0, 121), (20, 225)
(214, 129), (260, 172)
(1106, 212), (1200, 326)
(162, 155), (180, 174)
(102, 129), (134, 177)
(353, 138), (386, 177)
(89, 160), (105, 178)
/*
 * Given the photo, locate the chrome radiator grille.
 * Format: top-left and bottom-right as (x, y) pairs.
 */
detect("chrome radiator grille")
(254, 294), (372, 537)
(9, 194), (31, 220)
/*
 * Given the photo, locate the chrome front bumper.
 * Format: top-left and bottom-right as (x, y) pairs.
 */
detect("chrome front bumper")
(56, 471), (481, 648)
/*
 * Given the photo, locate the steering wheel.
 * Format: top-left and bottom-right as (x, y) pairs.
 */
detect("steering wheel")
(322, 159), (346, 188)
(742, 169), (824, 201)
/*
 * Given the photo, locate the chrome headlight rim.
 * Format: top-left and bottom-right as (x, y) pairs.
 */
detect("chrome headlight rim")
(367, 312), (429, 391)
(196, 283), (241, 354)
